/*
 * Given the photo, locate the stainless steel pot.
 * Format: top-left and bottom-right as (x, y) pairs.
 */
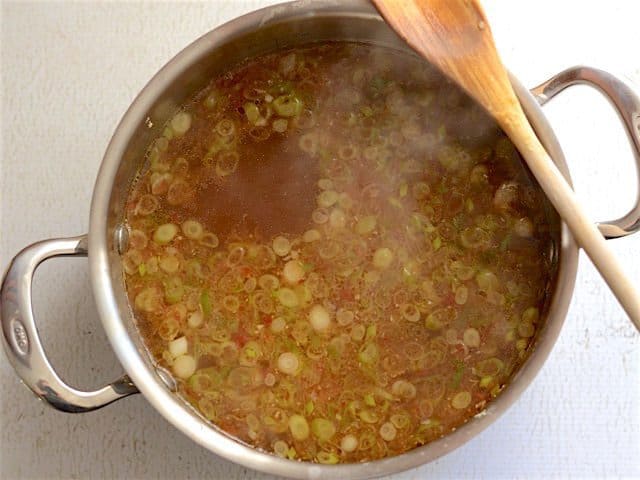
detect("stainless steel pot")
(2, 1), (639, 478)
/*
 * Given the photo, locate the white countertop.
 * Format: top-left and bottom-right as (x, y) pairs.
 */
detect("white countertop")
(1, 1), (639, 478)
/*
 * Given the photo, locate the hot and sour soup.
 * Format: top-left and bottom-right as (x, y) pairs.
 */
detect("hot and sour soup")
(123, 43), (557, 464)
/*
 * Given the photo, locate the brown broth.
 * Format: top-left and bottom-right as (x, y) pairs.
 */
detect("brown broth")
(123, 43), (556, 464)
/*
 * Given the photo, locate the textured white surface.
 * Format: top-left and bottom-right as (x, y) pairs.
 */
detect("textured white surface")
(1, 1), (639, 479)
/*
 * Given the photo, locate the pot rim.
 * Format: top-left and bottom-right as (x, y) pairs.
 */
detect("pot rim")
(88, 1), (579, 478)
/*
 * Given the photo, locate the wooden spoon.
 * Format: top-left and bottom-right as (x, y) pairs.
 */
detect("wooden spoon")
(372, 0), (640, 331)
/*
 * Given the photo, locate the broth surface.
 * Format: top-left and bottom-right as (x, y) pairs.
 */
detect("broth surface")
(124, 43), (556, 463)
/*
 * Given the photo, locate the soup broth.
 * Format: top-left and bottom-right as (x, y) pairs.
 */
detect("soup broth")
(123, 43), (556, 463)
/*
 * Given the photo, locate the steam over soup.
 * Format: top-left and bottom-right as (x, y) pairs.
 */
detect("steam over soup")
(124, 43), (557, 463)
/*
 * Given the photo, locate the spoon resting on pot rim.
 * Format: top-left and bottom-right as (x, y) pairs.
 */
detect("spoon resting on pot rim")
(372, 0), (640, 331)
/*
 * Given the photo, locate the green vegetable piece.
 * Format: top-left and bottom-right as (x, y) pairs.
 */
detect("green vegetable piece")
(479, 376), (493, 388)
(288, 414), (310, 441)
(474, 357), (504, 377)
(365, 324), (377, 341)
(355, 215), (377, 235)
(163, 276), (184, 304)
(239, 341), (262, 366)
(273, 94), (302, 117)
(154, 223), (178, 244)
(311, 418), (336, 441)
(200, 290), (213, 317)
(451, 360), (465, 388)
(277, 287), (299, 308)
(305, 400), (315, 415)
(244, 102), (261, 124)
(364, 393), (376, 407)
(316, 452), (340, 465)
(359, 409), (380, 424)
(358, 343), (378, 364)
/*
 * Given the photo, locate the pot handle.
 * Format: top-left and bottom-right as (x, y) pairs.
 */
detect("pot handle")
(0, 235), (139, 412)
(531, 66), (640, 239)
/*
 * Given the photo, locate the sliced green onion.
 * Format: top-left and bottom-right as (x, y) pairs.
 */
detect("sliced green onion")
(390, 413), (410, 429)
(351, 324), (366, 342)
(163, 277), (184, 304)
(239, 341), (262, 366)
(270, 117), (287, 132)
(340, 434), (358, 453)
(273, 94), (302, 117)
(200, 232), (219, 248)
(200, 290), (212, 317)
(391, 379), (416, 399)
(216, 150), (239, 177)
(318, 190), (339, 208)
(299, 132), (318, 154)
(277, 288), (299, 308)
(462, 327), (480, 348)
(358, 409), (380, 424)
(273, 440), (289, 458)
(305, 400), (315, 415)
(309, 304), (331, 332)
(379, 422), (397, 441)
(475, 270), (499, 291)
(522, 306), (540, 324)
(474, 357), (504, 377)
(172, 354), (196, 379)
(336, 308), (354, 326)
(329, 209), (347, 229)
(479, 376), (493, 388)
(454, 285), (469, 305)
(253, 291), (275, 313)
(451, 391), (471, 409)
(154, 223), (178, 244)
(358, 343), (378, 364)
(303, 229), (321, 242)
(167, 179), (192, 206)
(222, 295), (240, 313)
(424, 306), (456, 331)
(150, 172), (172, 195)
(355, 215), (377, 235)
(373, 247), (394, 269)
(168, 336), (188, 358)
(181, 220), (204, 240)
(259, 274), (280, 291)
(159, 255), (180, 274)
(187, 311), (203, 329)
(316, 452), (339, 465)
(318, 178), (333, 190)
(518, 321), (535, 338)
(364, 393), (376, 407)
(311, 418), (336, 442)
(288, 414), (309, 441)
(283, 260), (305, 284)
(277, 352), (300, 375)
(244, 102), (261, 124)
(170, 111), (192, 136)
(215, 119), (235, 137)
(271, 316), (286, 333)
(157, 317), (179, 341)
(312, 208), (329, 224)
(273, 236), (291, 257)
(400, 303), (420, 322)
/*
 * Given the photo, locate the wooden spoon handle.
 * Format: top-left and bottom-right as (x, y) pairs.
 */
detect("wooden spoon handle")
(505, 115), (640, 331)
